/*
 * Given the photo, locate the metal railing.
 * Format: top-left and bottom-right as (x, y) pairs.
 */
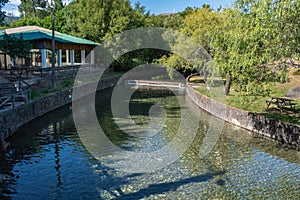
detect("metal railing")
(0, 70), (31, 109)
(0, 89), (30, 109)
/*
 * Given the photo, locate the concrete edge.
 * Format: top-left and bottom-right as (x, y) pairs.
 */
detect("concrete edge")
(0, 76), (121, 149)
(186, 83), (300, 149)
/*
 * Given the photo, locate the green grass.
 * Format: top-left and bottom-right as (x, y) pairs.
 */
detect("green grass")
(293, 69), (300, 76)
(192, 73), (300, 125)
(30, 87), (51, 100)
(30, 89), (43, 100)
(30, 70), (125, 100)
(101, 70), (125, 79)
(74, 70), (125, 85)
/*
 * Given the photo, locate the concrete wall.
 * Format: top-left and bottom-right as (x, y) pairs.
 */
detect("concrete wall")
(186, 84), (300, 148)
(0, 76), (120, 143)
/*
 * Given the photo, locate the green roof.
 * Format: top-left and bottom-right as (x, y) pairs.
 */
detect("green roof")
(0, 26), (97, 46)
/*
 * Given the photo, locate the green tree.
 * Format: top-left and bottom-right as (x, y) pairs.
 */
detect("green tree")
(62, 0), (147, 42)
(158, 7), (222, 78)
(19, 0), (64, 19)
(146, 13), (184, 29)
(132, 1), (150, 27)
(42, 9), (66, 32)
(19, 0), (48, 18)
(212, 0), (300, 95)
(0, 34), (32, 66)
(181, 7), (222, 54)
(234, 0), (300, 61)
(9, 16), (42, 28)
(53, 0), (63, 11)
(0, 0), (8, 25)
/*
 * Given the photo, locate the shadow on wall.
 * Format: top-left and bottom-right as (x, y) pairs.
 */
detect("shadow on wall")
(249, 113), (300, 148)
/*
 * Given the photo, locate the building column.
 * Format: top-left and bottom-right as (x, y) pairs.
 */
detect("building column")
(70, 50), (75, 66)
(90, 50), (95, 65)
(10, 57), (15, 67)
(58, 49), (62, 67)
(66, 50), (69, 64)
(41, 49), (47, 68)
(4, 53), (7, 70)
(81, 50), (86, 64)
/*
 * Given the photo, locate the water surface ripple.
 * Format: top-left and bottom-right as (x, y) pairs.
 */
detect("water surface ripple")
(0, 87), (299, 199)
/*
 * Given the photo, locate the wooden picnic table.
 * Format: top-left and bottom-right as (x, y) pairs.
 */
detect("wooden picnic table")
(266, 97), (296, 111)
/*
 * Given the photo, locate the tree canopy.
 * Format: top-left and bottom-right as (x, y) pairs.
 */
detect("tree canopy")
(62, 0), (147, 43)
(18, 0), (63, 18)
(0, 0), (8, 25)
(160, 1), (300, 95)
(5, 0), (300, 95)
(0, 34), (32, 65)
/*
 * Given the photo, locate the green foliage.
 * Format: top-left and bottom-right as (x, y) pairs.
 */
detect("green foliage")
(42, 10), (66, 32)
(212, 0), (300, 95)
(181, 7), (222, 53)
(9, 9), (66, 33)
(146, 13), (184, 29)
(53, 0), (64, 11)
(158, 8), (221, 78)
(0, 0), (8, 25)
(18, 0), (64, 19)
(30, 89), (43, 100)
(62, 0), (146, 43)
(110, 49), (169, 71)
(158, 1), (300, 95)
(55, 79), (74, 91)
(0, 34), (32, 63)
(9, 17), (43, 28)
(19, 0), (48, 18)
(293, 69), (300, 76)
(275, 68), (288, 83)
(5, 0), (300, 98)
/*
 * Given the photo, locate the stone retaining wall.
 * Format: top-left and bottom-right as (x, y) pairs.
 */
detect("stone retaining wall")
(0, 76), (120, 144)
(186, 84), (300, 148)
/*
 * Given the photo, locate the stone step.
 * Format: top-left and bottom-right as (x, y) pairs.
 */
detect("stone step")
(0, 80), (26, 110)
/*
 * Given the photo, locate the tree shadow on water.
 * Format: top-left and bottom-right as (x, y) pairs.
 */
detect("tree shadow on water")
(112, 171), (226, 199)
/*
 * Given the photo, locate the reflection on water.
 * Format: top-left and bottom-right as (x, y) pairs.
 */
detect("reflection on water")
(0, 87), (299, 199)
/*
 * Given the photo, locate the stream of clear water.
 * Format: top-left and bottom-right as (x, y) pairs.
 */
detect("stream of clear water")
(0, 87), (299, 199)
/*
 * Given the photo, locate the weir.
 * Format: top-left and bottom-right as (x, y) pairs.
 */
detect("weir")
(125, 80), (186, 89)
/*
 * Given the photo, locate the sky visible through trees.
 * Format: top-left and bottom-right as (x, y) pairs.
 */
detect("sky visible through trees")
(3, 0), (232, 16)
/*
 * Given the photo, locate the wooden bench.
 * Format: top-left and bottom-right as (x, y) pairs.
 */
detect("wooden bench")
(266, 97), (296, 111)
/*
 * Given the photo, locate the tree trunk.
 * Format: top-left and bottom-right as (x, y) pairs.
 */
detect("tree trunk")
(225, 73), (232, 96)
(203, 70), (208, 82)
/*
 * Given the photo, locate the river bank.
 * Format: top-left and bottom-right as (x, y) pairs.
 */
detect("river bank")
(186, 82), (300, 149)
(1, 77), (299, 150)
(0, 76), (120, 149)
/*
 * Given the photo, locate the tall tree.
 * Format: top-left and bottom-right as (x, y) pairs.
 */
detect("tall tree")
(0, 34), (32, 66)
(53, 0), (63, 11)
(62, 0), (146, 42)
(19, 0), (48, 18)
(18, 0), (64, 19)
(0, 0), (8, 25)
(234, 0), (300, 61)
(159, 7), (223, 78)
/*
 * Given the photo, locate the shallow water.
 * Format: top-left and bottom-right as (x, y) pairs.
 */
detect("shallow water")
(0, 87), (300, 199)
